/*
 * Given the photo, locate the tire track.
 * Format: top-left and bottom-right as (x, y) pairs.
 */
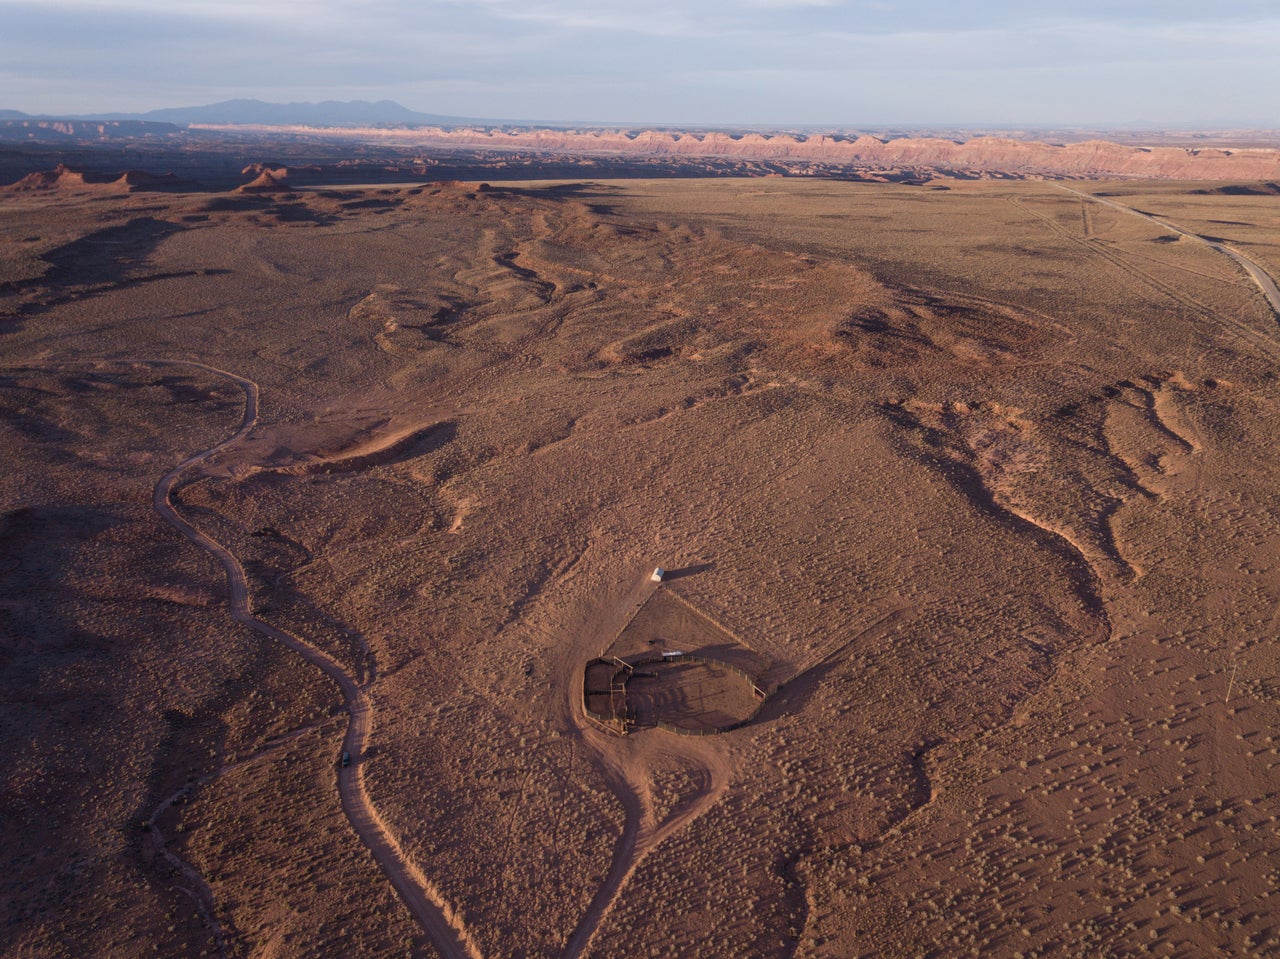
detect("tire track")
(557, 569), (734, 959)
(1007, 195), (1217, 318)
(145, 716), (343, 957)
(1053, 185), (1280, 357)
(1080, 197), (1094, 238)
(133, 358), (481, 959)
(563, 600), (909, 959)
(561, 735), (730, 959)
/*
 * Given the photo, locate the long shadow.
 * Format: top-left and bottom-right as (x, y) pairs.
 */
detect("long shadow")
(2, 218), (184, 297)
(37, 217), (187, 287)
(751, 656), (845, 727)
(194, 194), (340, 226)
(284, 421), (457, 476)
(0, 503), (234, 955)
(752, 605), (913, 730)
(486, 181), (621, 199)
(0, 217), (234, 328)
(662, 561), (715, 581)
(484, 181), (626, 217)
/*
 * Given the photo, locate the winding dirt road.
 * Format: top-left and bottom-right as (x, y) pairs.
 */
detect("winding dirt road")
(140, 358), (479, 959)
(1056, 185), (1280, 317)
(1214, 243), (1280, 316)
(147, 361), (728, 959)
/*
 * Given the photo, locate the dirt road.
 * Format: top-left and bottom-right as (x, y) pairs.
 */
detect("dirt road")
(561, 734), (730, 959)
(1214, 243), (1280, 316)
(142, 359), (479, 959)
(556, 571), (732, 959)
(1056, 184), (1280, 317)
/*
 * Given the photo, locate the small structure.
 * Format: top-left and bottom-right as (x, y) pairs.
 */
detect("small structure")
(662, 650), (685, 660)
(651, 567), (665, 582)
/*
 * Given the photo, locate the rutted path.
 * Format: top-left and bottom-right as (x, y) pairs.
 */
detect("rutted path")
(561, 737), (730, 959)
(137, 358), (479, 959)
(145, 716), (343, 958)
(1055, 185), (1280, 327)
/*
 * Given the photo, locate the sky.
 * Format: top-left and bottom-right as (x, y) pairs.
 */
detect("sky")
(2, 0), (1278, 127)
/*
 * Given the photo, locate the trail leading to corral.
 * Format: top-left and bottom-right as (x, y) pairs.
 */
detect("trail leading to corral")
(562, 732), (731, 959)
(142, 358), (480, 959)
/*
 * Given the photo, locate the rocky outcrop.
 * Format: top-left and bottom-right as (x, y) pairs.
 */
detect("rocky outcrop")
(2, 163), (94, 192)
(0, 119), (181, 142)
(235, 169), (292, 192)
(195, 124), (1280, 180)
(416, 130), (1280, 179)
(1, 163), (193, 193)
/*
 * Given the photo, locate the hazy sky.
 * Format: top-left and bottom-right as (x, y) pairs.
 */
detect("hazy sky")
(3, 0), (1277, 126)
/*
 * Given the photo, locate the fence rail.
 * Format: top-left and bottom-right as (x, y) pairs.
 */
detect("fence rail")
(580, 652), (773, 737)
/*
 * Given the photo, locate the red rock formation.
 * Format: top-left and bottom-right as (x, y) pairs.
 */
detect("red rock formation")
(2, 164), (194, 194)
(2, 163), (105, 193)
(208, 125), (1280, 179)
(235, 169), (292, 193)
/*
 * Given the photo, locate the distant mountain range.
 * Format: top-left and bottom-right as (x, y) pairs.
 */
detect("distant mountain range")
(2, 99), (477, 128)
(4, 101), (1278, 183)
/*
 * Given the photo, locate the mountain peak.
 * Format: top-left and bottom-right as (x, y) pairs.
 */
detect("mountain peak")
(136, 99), (464, 127)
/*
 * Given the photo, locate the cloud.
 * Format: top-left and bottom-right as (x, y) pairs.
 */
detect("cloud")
(0, 0), (1277, 124)
(745, 0), (843, 7)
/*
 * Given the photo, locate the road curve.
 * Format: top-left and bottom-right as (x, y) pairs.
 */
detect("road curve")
(1214, 243), (1280, 317)
(138, 358), (480, 959)
(560, 748), (642, 959)
(560, 740), (729, 959)
(1056, 184), (1280, 317)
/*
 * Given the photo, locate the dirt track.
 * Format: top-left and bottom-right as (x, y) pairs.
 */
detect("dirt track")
(139, 359), (729, 959)
(141, 358), (479, 959)
(1058, 184), (1280, 318)
(563, 729), (731, 959)
(558, 573), (735, 959)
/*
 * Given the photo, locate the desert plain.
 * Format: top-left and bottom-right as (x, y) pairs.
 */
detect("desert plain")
(3, 169), (1280, 958)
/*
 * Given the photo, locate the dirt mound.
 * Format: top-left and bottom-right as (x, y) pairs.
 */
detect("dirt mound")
(400, 180), (491, 202)
(241, 162), (288, 178)
(112, 169), (193, 192)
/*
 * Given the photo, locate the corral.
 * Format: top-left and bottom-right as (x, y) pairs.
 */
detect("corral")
(582, 582), (770, 735)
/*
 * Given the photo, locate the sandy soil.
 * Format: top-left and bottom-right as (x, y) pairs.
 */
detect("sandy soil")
(3, 175), (1280, 958)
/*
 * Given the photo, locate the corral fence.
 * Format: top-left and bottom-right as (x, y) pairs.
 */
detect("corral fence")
(582, 657), (630, 733)
(581, 652), (775, 737)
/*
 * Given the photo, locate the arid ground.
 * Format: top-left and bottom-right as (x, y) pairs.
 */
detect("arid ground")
(3, 174), (1280, 958)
